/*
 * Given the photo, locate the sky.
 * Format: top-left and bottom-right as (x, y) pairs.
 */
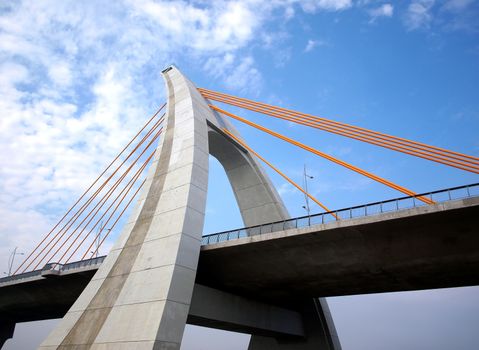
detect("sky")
(1, 0), (479, 349)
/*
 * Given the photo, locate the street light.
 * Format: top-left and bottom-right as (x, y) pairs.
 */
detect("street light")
(5, 247), (24, 276)
(302, 164), (314, 223)
(90, 222), (111, 258)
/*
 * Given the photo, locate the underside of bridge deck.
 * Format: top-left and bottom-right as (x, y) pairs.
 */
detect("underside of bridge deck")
(196, 197), (479, 302)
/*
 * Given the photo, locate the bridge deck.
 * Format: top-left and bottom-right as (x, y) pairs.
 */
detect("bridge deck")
(197, 196), (479, 301)
(1, 193), (478, 324)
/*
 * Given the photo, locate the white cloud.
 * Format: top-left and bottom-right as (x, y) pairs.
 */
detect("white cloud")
(304, 39), (327, 52)
(128, 0), (263, 52)
(204, 53), (237, 79)
(277, 182), (297, 196)
(356, 0), (373, 5)
(48, 61), (73, 88)
(368, 3), (394, 22)
(204, 52), (263, 92)
(305, 39), (318, 52)
(442, 0), (474, 12)
(284, 6), (296, 19)
(402, 0), (477, 32)
(274, 48), (293, 67)
(300, 0), (353, 12)
(224, 56), (263, 93)
(404, 0), (436, 30)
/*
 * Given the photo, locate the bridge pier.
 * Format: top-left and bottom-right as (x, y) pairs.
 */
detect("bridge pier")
(248, 299), (341, 350)
(0, 321), (15, 349)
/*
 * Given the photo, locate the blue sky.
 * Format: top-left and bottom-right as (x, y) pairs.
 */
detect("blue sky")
(1, 0), (479, 349)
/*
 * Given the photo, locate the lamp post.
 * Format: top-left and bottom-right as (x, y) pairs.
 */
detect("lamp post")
(91, 222), (111, 258)
(7, 247), (24, 276)
(302, 164), (314, 225)
(95, 222), (103, 258)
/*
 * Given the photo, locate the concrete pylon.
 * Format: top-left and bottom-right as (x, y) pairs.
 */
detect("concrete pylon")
(38, 66), (340, 349)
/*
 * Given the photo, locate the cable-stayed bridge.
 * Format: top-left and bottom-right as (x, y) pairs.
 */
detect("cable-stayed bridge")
(1, 66), (478, 349)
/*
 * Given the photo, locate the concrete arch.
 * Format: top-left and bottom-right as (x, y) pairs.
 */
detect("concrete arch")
(207, 127), (289, 227)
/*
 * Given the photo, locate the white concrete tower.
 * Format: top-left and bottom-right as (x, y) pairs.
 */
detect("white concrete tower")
(39, 66), (339, 350)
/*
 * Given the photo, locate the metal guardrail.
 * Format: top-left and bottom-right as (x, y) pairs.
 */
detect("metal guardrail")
(2, 183), (478, 285)
(0, 255), (106, 285)
(0, 270), (42, 284)
(201, 182), (479, 245)
(60, 255), (106, 272)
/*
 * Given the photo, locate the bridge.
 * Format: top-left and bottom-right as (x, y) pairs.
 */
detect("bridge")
(1, 66), (478, 349)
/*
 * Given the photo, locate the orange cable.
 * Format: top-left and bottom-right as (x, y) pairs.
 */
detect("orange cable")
(40, 128), (163, 267)
(88, 179), (146, 259)
(201, 88), (479, 164)
(201, 92), (479, 173)
(13, 104), (165, 274)
(65, 149), (155, 263)
(21, 116), (164, 272)
(79, 159), (150, 261)
(201, 91), (479, 172)
(210, 105), (434, 205)
(200, 89), (479, 167)
(223, 129), (338, 220)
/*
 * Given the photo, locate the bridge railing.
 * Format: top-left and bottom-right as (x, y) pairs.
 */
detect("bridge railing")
(2, 183), (478, 284)
(0, 270), (42, 284)
(60, 255), (106, 272)
(201, 182), (479, 245)
(0, 255), (106, 285)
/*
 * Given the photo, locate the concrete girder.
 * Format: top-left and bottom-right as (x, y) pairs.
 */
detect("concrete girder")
(187, 284), (305, 338)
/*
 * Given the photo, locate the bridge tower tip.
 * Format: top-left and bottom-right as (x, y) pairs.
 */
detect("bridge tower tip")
(161, 64), (178, 73)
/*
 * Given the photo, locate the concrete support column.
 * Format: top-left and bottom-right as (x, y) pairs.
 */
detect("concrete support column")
(39, 66), (212, 349)
(0, 321), (15, 349)
(248, 299), (341, 350)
